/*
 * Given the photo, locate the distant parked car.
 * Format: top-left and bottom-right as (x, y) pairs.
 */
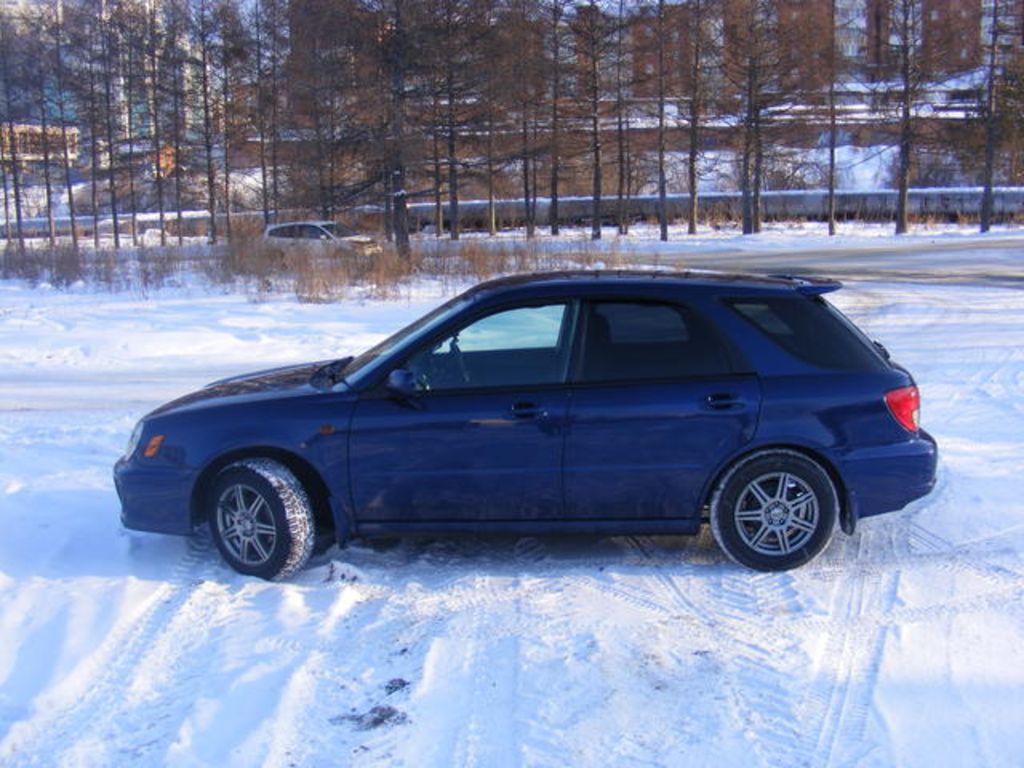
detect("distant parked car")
(115, 270), (937, 579)
(263, 221), (381, 255)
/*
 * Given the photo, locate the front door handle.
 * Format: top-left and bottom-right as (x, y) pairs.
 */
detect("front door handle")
(705, 393), (744, 411)
(510, 401), (547, 419)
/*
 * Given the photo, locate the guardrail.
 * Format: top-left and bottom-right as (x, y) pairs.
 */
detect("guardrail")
(405, 188), (1024, 229)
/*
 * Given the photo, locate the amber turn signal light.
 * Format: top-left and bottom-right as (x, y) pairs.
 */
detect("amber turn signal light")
(143, 435), (165, 458)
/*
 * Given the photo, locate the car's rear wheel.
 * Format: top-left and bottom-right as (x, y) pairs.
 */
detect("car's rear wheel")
(208, 459), (314, 580)
(710, 450), (838, 571)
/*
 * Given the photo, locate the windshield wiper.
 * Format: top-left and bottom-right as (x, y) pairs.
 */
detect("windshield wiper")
(311, 356), (354, 389)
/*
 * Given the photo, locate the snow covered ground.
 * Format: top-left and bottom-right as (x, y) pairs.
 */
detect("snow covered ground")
(0, 235), (1022, 767)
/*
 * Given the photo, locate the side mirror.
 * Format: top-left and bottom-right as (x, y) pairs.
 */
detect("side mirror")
(386, 368), (418, 399)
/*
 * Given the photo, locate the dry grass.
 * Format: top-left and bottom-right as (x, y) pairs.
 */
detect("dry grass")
(2, 231), (652, 300)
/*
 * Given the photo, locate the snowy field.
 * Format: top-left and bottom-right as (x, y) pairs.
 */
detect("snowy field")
(0, 234), (1023, 767)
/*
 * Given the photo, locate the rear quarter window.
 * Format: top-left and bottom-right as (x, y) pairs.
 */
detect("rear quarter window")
(728, 295), (886, 372)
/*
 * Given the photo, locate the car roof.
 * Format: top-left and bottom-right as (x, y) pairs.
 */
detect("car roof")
(466, 269), (841, 298)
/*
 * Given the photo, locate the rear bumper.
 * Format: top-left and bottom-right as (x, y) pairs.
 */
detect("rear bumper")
(841, 429), (938, 520)
(114, 457), (195, 535)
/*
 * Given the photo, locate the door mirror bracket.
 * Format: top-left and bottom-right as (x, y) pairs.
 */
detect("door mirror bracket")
(386, 368), (420, 403)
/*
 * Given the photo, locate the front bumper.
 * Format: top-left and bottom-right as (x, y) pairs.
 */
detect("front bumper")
(114, 456), (196, 535)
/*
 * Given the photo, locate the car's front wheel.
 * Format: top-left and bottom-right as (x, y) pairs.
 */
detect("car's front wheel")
(208, 459), (315, 580)
(710, 450), (838, 571)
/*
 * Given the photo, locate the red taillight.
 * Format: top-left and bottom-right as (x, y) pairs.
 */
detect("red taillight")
(885, 385), (920, 433)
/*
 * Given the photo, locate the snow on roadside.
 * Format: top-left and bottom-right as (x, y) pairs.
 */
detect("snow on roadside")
(0, 263), (1022, 767)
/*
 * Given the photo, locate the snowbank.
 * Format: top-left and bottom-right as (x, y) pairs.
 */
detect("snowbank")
(0, 246), (1022, 766)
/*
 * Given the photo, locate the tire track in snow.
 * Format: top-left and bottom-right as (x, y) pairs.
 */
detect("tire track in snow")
(807, 528), (897, 768)
(584, 536), (818, 768)
(0, 535), (218, 765)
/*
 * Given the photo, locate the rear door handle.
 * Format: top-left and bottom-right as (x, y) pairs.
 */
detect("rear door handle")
(705, 393), (744, 411)
(510, 401), (547, 419)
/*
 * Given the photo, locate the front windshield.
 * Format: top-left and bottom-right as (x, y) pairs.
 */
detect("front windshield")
(340, 292), (473, 386)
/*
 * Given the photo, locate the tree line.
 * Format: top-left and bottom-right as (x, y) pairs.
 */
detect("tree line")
(1, 0), (1023, 257)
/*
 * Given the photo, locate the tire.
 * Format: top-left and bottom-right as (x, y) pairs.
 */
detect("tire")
(710, 450), (838, 572)
(208, 459), (315, 580)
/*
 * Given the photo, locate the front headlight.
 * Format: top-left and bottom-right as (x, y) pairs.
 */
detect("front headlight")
(124, 420), (145, 459)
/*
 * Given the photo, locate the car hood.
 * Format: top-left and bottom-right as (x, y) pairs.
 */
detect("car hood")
(149, 361), (341, 417)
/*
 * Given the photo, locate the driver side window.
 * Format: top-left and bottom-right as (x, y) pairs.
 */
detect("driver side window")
(406, 303), (572, 391)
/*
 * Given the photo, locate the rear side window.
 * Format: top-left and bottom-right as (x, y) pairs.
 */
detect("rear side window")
(579, 301), (734, 382)
(728, 296), (885, 371)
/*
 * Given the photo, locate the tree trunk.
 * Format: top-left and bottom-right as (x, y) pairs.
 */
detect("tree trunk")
(101, 8), (121, 249)
(0, 138), (9, 251)
(55, 7), (79, 252)
(487, 110), (496, 235)
(171, 39), (184, 246)
(686, 0), (702, 235)
(382, 169), (393, 241)
(199, 0), (218, 244)
(656, 0), (668, 241)
(753, 109), (763, 234)
(255, 2), (270, 224)
(980, 0), (1000, 233)
(827, 0), (837, 236)
(549, 3), (561, 235)
(1, 15), (25, 252)
(268, 1), (280, 220)
(447, 74), (459, 241)
(895, 2), (912, 236)
(148, 1), (166, 246)
(389, 0), (410, 258)
(88, 59), (101, 249)
(521, 113), (534, 238)
(433, 127), (443, 236)
(220, 21), (232, 242)
(589, 32), (602, 241)
(38, 75), (57, 246)
(615, 0), (628, 236)
(741, 58), (754, 235)
(124, 17), (139, 247)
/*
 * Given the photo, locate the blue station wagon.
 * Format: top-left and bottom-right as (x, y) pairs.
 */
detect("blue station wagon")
(115, 271), (938, 578)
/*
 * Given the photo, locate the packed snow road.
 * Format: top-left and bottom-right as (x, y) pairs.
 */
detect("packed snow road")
(0, 268), (1022, 767)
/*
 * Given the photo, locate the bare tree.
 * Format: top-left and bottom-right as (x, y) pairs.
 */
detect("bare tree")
(250, 0), (287, 223)
(545, 0), (570, 235)
(506, 0), (543, 238)
(379, 0), (414, 256)
(614, 0), (631, 236)
(979, 0), (1018, 232)
(116, 0), (146, 246)
(54, 0), (80, 251)
(889, 0), (925, 235)
(725, 0), (783, 234)
(216, 0), (246, 241)
(192, 0), (219, 242)
(656, 0), (668, 240)
(827, 0), (838, 235)
(0, 5), (26, 252)
(27, 9), (58, 246)
(574, 1), (614, 240)
(98, 0), (122, 248)
(421, 0), (486, 240)
(685, 0), (717, 236)
(145, 0), (167, 245)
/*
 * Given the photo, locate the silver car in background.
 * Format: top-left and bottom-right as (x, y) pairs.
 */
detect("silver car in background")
(263, 221), (381, 256)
